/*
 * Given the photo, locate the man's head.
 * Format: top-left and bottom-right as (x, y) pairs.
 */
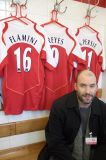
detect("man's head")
(75, 70), (97, 106)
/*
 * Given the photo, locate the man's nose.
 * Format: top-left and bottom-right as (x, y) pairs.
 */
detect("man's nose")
(85, 86), (91, 94)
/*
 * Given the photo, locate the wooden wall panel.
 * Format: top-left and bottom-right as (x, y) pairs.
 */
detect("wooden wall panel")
(0, 142), (45, 160)
(16, 117), (48, 135)
(0, 117), (48, 138)
(0, 117), (47, 160)
(0, 122), (15, 138)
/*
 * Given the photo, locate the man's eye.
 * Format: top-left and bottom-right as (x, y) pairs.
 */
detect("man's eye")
(90, 85), (95, 88)
(80, 84), (86, 87)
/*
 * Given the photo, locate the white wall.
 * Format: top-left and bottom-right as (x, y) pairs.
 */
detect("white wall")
(0, 0), (106, 150)
(102, 8), (106, 101)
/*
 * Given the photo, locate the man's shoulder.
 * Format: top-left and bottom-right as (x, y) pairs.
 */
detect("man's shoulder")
(52, 91), (77, 110)
(93, 97), (106, 113)
(94, 97), (106, 106)
(54, 93), (71, 103)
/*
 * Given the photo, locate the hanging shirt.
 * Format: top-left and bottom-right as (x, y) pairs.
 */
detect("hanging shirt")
(75, 27), (105, 90)
(0, 21), (55, 114)
(41, 24), (86, 110)
(0, 78), (2, 104)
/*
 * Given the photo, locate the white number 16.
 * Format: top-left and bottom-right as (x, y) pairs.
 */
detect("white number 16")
(14, 47), (32, 72)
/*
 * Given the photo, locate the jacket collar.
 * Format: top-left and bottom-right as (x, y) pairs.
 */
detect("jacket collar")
(90, 97), (101, 116)
(67, 91), (79, 109)
(67, 91), (101, 116)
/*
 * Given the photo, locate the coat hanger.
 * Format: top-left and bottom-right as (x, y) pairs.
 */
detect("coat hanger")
(6, 1), (28, 25)
(42, 0), (67, 28)
(0, 16), (16, 22)
(1, 0), (29, 45)
(19, 3), (36, 25)
(0, 1), (19, 22)
(76, 0), (99, 35)
(12, 1), (36, 25)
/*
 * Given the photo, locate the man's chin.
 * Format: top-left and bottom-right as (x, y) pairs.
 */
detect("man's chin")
(77, 94), (94, 105)
(83, 101), (92, 104)
(82, 98), (93, 104)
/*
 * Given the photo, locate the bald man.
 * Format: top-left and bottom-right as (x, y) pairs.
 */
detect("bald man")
(38, 70), (106, 160)
(75, 70), (97, 107)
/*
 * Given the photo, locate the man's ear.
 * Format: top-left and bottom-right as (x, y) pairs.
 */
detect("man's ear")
(96, 84), (98, 92)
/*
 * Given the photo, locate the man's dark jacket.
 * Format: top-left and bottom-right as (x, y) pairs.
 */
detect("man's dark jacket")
(38, 91), (106, 160)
